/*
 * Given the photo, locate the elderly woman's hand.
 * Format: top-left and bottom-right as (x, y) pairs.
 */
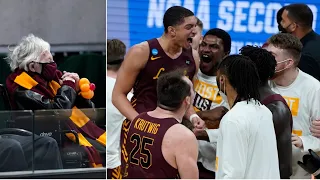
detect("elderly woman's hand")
(62, 71), (80, 91)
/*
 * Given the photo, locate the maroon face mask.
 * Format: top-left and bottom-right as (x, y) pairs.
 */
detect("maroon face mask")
(39, 62), (57, 81)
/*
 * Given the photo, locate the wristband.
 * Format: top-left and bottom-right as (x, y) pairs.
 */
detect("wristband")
(189, 114), (199, 123)
(313, 168), (320, 177)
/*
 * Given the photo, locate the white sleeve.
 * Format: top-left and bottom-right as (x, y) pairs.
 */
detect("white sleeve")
(205, 129), (219, 143)
(217, 119), (248, 178)
(127, 92), (133, 101)
(300, 88), (320, 152)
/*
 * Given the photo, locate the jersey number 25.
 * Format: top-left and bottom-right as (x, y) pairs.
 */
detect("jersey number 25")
(129, 133), (154, 169)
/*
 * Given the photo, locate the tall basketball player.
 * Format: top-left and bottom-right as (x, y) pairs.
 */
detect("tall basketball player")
(112, 6), (203, 178)
(240, 45), (293, 179)
(112, 6), (201, 123)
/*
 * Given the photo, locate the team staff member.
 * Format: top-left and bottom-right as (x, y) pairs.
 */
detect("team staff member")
(279, 3), (320, 81)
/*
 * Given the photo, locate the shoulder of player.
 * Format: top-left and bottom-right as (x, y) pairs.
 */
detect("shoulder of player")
(125, 41), (150, 67)
(166, 123), (197, 144)
(129, 41), (150, 55)
(266, 101), (291, 121)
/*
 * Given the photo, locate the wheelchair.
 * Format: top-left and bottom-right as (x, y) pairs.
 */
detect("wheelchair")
(0, 84), (105, 169)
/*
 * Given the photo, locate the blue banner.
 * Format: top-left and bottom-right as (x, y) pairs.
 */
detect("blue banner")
(124, 0), (320, 54)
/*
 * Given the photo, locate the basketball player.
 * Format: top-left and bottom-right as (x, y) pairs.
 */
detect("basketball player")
(121, 70), (198, 179)
(112, 6), (200, 123)
(240, 45), (293, 179)
(112, 6), (204, 170)
(191, 28), (231, 178)
(215, 55), (280, 178)
(193, 28), (231, 112)
(189, 17), (203, 51)
(264, 33), (320, 179)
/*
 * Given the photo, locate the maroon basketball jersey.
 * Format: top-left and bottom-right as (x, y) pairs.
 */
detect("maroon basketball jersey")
(121, 112), (180, 179)
(131, 38), (196, 114)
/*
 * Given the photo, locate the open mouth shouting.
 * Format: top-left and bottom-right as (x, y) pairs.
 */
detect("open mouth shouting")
(200, 53), (212, 63)
(187, 37), (193, 45)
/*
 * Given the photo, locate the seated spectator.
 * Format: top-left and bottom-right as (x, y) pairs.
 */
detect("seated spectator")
(5, 34), (106, 168)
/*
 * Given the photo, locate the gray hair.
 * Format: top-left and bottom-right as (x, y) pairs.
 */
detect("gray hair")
(6, 34), (50, 71)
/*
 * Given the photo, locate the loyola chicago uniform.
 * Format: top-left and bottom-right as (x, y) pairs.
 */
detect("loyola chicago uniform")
(193, 70), (228, 174)
(120, 38), (196, 177)
(270, 70), (320, 179)
(121, 112), (180, 179)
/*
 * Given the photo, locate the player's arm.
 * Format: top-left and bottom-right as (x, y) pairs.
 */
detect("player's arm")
(174, 126), (199, 179)
(217, 119), (248, 178)
(194, 106), (228, 141)
(266, 101), (293, 179)
(266, 102), (292, 136)
(112, 42), (149, 121)
(299, 88), (320, 152)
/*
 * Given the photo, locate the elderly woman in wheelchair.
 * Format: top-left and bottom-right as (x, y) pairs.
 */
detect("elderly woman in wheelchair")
(0, 34), (105, 172)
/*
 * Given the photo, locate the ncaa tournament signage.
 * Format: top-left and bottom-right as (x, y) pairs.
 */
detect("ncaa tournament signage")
(107, 0), (319, 54)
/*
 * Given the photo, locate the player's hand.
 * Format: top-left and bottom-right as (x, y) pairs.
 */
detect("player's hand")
(197, 106), (228, 129)
(292, 134), (303, 148)
(191, 116), (205, 129)
(298, 149), (320, 176)
(310, 120), (320, 138)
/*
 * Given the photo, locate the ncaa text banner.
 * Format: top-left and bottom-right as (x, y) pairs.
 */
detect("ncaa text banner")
(127, 0), (320, 54)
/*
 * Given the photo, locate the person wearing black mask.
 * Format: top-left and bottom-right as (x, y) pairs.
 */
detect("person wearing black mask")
(277, 4), (320, 81)
(5, 34), (106, 170)
(277, 6), (287, 33)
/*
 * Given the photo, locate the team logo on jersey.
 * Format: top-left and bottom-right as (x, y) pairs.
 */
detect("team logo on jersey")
(186, 60), (190, 65)
(151, 48), (158, 55)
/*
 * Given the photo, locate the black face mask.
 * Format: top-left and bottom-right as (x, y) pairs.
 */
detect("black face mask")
(278, 24), (288, 33)
(278, 23), (293, 34)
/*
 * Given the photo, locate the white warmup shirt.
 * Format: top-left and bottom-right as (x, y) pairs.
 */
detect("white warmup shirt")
(193, 70), (229, 172)
(270, 70), (320, 179)
(107, 77), (133, 169)
(216, 99), (280, 179)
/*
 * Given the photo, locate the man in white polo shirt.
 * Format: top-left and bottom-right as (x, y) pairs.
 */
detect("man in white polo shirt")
(264, 33), (320, 179)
